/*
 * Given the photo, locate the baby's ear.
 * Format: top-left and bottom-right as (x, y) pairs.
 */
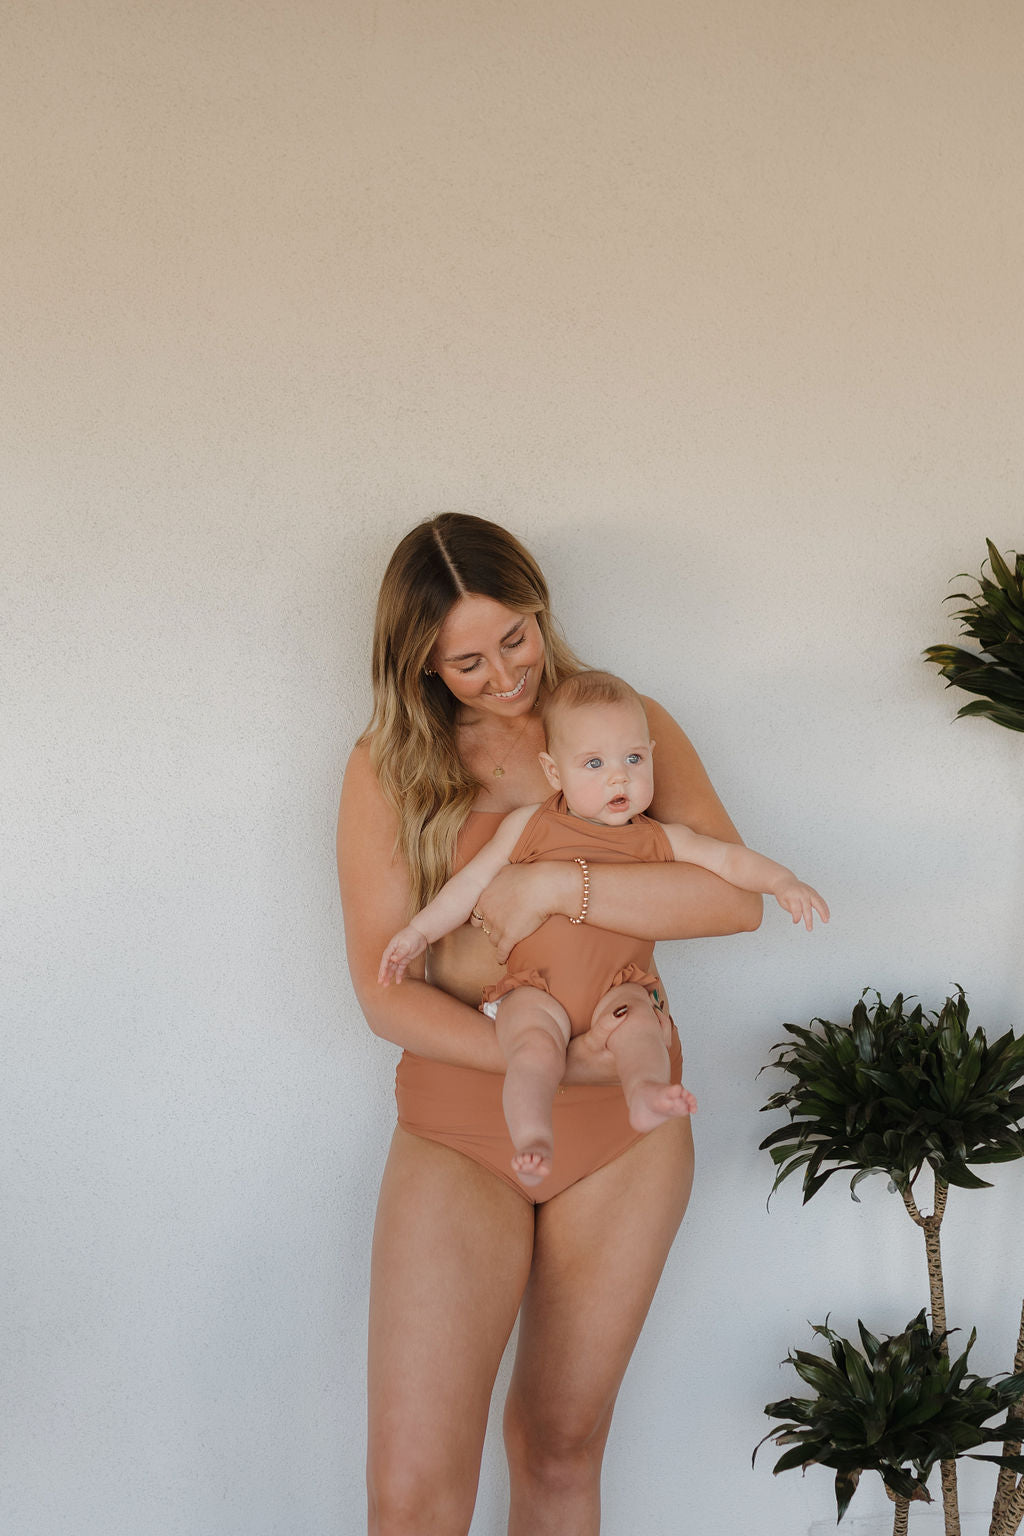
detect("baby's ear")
(538, 752), (561, 790)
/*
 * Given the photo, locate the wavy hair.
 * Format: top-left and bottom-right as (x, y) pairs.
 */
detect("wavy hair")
(363, 513), (582, 910)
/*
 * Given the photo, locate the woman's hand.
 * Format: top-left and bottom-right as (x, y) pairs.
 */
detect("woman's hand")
(471, 861), (578, 963)
(561, 992), (674, 1086)
(562, 1024), (621, 1085)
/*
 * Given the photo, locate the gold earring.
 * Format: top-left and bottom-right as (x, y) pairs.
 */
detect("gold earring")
(423, 668), (436, 677)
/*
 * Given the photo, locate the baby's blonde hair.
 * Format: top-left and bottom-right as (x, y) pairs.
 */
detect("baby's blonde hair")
(541, 670), (648, 748)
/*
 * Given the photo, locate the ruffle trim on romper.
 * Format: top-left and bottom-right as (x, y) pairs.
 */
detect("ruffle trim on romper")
(479, 963), (665, 1018)
(608, 961), (661, 1000)
(480, 970), (552, 1010)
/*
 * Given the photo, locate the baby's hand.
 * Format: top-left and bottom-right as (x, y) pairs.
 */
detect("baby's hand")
(377, 926), (428, 986)
(773, 880), (830, 931)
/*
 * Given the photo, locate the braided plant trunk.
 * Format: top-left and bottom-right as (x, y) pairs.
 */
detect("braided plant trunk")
(990, 1299), (1024, 1536)
(903, 1176), (960, 1536)
(892, 1494), (911, 1536)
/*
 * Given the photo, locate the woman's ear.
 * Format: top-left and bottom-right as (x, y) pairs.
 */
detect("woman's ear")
(538, 752), (561, 791)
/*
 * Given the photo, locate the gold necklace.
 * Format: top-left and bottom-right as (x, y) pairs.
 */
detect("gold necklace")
(471, 711), (536, 777)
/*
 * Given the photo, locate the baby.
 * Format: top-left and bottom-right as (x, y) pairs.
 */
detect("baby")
(379, 671), (828, 1186)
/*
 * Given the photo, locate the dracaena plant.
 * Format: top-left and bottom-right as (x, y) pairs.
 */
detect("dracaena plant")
(756, 1312), (1024, 1536)
(760, 989), (1024, 1211)
(759, 990), (1024, 1535)
(923, 539), (1024, 732)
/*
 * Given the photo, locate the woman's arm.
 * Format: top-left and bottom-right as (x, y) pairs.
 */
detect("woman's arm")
(378, 808), (534, 985)
(341, 748), (623, 1085)
(475, 697), (762, 958)
(338, 742), (508, 1071)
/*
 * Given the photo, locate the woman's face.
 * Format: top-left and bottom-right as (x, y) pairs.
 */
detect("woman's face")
(431, 594), (547, 722)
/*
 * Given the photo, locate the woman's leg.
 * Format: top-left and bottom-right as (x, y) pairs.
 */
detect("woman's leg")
(368, 1126), (535, 1536)
(503, 1117), (694, 1536)
(594, 983), (698, 1132)
(494, 987), (572, 1185)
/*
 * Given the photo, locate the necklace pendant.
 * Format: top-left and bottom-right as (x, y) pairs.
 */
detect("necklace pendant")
(493, 765), (505, 777)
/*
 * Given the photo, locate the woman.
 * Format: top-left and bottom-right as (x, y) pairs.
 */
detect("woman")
(338, 514), (761, 1536)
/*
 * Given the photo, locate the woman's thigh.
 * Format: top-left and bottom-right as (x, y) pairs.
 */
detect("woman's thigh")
(506, 1117), (694, 1448)
(368, 1127), (535, 1526)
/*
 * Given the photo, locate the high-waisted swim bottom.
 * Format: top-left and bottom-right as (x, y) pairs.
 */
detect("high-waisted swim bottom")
(394, 1024), (683, 1205)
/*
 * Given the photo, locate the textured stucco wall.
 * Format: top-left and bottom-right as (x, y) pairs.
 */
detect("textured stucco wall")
(4, 2), (1023, 1533)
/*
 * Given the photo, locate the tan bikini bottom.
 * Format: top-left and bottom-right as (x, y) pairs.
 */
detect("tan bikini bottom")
(394, 1024), (683, 1206)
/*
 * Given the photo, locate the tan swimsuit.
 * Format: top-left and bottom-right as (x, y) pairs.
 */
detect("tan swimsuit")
(480, 793), (673, 1032)
(394, 797), (683, 1205)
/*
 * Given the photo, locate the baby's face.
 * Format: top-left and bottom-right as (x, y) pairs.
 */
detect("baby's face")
(540, 701), (655, 826)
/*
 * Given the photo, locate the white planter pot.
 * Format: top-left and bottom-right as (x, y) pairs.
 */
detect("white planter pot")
(809, 1513), (991, 1536)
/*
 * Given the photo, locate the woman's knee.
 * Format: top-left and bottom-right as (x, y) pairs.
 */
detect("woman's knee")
(368, 1457), (476, 1536)
(503, 1394), (612, 1493)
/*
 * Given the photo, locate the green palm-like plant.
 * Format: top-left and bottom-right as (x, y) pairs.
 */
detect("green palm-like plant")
(756, 1312), (1024, 1536)
(759, 990), (1024, 1535)
(760, 989), (1024, 1208)
(923, 539), (1024, 732)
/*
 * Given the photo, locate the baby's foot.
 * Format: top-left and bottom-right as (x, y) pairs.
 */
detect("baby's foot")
(627, 1082), (698, 1134)
(511, 1144), (553, 1187)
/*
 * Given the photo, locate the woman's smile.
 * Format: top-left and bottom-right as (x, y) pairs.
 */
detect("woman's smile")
(432, 594), (546, 720)
(487, 673), (529, 701)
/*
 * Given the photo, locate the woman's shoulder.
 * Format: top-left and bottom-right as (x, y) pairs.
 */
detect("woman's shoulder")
(636, 693), (739, 837)
(638, 693), (691, 738)
(637, 692), (705, 752)
(339, 737), (394, 835)
(345, 733), (374, 767)
(342, 735), (376, 792)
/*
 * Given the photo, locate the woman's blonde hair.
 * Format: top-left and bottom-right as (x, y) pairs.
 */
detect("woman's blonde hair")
(363, 513), (582, 909)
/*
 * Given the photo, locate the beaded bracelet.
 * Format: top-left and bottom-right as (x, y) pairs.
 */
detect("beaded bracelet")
(569, 856), (590, 925)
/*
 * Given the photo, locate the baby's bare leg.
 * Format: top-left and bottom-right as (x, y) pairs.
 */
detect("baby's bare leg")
(493, 988), (572, 1187)
(593, 982), (698, 1133)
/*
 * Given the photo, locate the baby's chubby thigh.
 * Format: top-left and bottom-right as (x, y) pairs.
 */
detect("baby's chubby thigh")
(491, 985), (572, 1065)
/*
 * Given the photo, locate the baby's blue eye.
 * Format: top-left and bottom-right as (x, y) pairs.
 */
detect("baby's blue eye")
(626, 753), (642, 765)
(584, 757), (603, 769)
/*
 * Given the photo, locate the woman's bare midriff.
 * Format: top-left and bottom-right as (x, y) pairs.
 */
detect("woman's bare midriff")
(426, 922), (504, 1007)
(423, 804), (524, 1005)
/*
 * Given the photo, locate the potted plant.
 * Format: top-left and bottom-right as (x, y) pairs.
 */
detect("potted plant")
(922, 539), (1024, 732)
(758, 989), (1024, 1535)
(755, 1311), (1024, 1536)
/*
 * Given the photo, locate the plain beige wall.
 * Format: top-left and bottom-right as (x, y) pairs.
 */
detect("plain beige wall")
(5, 2), (1023, 1533)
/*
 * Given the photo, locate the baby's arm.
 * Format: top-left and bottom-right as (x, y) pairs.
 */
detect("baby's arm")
(660, 823), (830, 931)
(377, 804), (538, 984)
